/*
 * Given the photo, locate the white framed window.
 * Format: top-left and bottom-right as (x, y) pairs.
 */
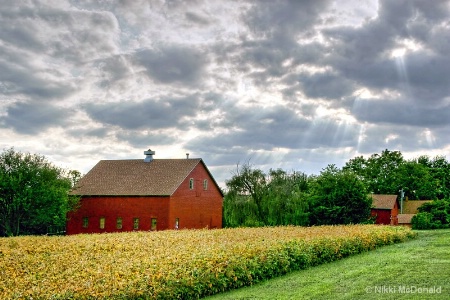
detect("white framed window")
(99, 217), (105, 229)
(151, 218), (157, 231)
(82, 217), (89, 228)
(189, 178), (194, 190)
(203, 179), (208, 190)
(133, 218), (139, 230)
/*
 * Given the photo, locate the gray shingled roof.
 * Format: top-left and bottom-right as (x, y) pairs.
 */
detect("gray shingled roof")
(371, 194), (398, 209)
(71, 159), (204, 196)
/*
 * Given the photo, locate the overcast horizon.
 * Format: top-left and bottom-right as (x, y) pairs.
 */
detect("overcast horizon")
(1, 0), (450, 187)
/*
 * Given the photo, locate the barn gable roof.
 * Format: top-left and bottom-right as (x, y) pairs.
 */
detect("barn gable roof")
(402, 200), (433, 214)
(71, 158), (222, 196)
(397, 214), (415, 224)
(371, 194), (398, 210)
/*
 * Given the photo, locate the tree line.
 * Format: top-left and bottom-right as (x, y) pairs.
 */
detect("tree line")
(2, 148), (450, 235)
(224, 149), (450, 227)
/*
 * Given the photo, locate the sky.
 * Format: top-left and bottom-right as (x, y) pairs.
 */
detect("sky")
(1, 0), (450, 188)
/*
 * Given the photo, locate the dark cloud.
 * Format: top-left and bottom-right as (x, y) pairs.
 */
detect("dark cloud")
(0, 2), (119, 64)
(1, 101), (69, 134)
(185, 11), (211, 26)
(298, 73), (355, 100)
(45, 10), (119, 63)
(186, 104), (360, 154)
(116, 130), (177, 148)
(67, 127), (111, 139)
(0, 22), (44, 51)
(228, 0), (332, 86)
(0, 1), (119, 104)
(134, 46), (208, 85)
(0, 46), (75, 99)
(243, 0), (331, 38)
(83, 95), (205, 130)
(352, 98), (450, 127)
(94, 54), (133, 88)
(401, 53), (450, 104)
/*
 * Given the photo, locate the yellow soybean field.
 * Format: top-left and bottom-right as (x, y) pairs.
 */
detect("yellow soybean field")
(0, 225), (416, 299)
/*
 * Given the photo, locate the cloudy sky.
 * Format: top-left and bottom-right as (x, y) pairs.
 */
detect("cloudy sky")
(1, 0), (450, 187)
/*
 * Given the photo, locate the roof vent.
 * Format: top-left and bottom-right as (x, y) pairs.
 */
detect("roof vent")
(144, 149), (155, 162)
(186, 153), (189, 159)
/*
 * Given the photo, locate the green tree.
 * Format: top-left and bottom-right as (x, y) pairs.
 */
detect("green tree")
(342, 155), (367, 181)
(344, 149), (405, 194)
(418, 155), (450, 200)
(262, 169), (309, 226)
(0, 148), (79, 236)
(223, 192), (261, 227)
(223, 164), (310, 227)
(224, 162), (267, 225)
(395, 160), (435, 200)
(309, 165), (372, 225)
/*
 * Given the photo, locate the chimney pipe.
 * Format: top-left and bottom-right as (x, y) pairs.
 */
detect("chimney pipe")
(186, 153), (189, 159)
(144, 149), (155, 162)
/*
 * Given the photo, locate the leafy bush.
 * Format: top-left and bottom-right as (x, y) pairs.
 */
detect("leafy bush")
(412, 199), (450, 229)
(412, 212), (437, 229)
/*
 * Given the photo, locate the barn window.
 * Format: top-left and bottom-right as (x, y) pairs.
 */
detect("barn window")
(189, 178), (194, 190)
(203, 179), (208, 190)
(99, 217), (105, 229)
(175, 218), (179, 229)
(151, 218), (157, 231)
(82, 217), (89, 228)
(116, 217), (123, 229)
(133, 218), (139, 230)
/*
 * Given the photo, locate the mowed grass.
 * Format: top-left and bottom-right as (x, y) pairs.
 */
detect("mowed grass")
(205, 229), (450, 300)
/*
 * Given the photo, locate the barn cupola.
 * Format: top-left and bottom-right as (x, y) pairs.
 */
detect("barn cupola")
(144, 149), (155, 162)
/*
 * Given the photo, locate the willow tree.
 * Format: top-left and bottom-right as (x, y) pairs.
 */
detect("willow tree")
(224, 162), (267, 227)
(223, 163), (309, 227)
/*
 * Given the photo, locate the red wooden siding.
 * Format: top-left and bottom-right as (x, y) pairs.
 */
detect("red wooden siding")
(392, 200), (399, 224)
(371, 201), (399, 225)
(66, 196), (169, 234)
(169, 163), (223, 229)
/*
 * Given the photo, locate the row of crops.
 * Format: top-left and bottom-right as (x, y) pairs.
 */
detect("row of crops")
(0, 225), (416, 299)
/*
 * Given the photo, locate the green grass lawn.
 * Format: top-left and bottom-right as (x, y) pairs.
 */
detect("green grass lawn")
(205, 229), (450, 300)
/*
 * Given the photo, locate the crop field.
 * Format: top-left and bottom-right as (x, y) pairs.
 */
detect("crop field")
(206, 229), (450, 299)
(0, 225), (416, 299)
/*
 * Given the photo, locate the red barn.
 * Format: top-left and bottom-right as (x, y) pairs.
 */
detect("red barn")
(67, 150), (223, 235)
(370, 194), (399, 225)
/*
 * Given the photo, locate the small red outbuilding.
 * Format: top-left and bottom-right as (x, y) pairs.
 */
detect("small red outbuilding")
(370, 194), (399, 225)
(66, 151), (223, 235)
